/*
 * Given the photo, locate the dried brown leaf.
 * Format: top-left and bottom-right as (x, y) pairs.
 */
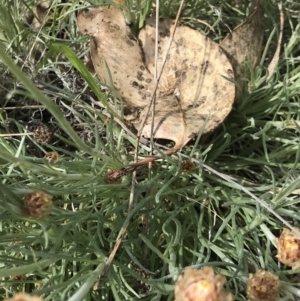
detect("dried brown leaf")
(77, 8), (235, 149)
(220, 0), (264, 99)
(139, 17), (235, 146)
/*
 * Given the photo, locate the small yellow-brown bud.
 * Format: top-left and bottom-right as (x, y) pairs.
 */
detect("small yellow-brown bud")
(246, 270), (280, 301)
(44, 151), (59, 164)
(276, 227), (300, 270)
(23, 191), (53, 219)
(180, 159), (195, 173)
(174, 266), (233, 301)
(4, 292), (43, 301)
(105, 169), (122, 184)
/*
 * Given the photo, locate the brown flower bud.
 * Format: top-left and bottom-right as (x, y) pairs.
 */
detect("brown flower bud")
(33, 124), (53, 144)
(180, 159), (195, 173)
(174, 266), (233, 301)
(105, 169), (122, 184)
(13, 275), (25, 281)
(276, 227), (300, 270)
(4, 292), (43, 301)
(246, 270), (280, 301)
(44, 151), (59, 164)
(23, 191), (53, 220)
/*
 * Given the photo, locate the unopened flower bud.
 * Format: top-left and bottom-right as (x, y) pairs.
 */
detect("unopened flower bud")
(4, 292), (43, 301)
(174, 266), (233, 301)
(277, 227), (300, 270)
(105, 169), (122, 184)
(181, 159), (195, 173)
(23, 191), (53, 219)
(33, 124), (53, 144)
(44, 151), (59, 164)
(247, 270), (280, 301)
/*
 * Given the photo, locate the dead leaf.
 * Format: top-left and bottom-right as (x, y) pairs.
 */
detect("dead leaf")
(139, 17), (235, 146)
(220, 0), (264, 100)
(77, 7), (235, 149)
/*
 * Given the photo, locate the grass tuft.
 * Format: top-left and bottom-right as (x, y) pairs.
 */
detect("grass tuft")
(1, 0), (300, 300)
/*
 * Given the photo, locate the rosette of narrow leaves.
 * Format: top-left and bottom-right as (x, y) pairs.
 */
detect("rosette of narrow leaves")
(174, 267), (233, 301)
(23, 191), (53, 220)
(246, 270), (280, 301)
(276, 228), (300, 270)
